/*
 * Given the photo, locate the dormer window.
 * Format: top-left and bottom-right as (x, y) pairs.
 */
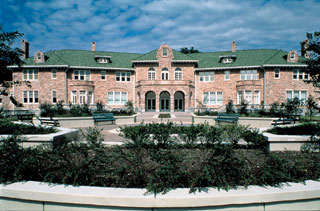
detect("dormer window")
(34, 50), (45, 63)
(287, 50), (298, 62)
(37, 53), (41, 60)
(290, 53), (295, 59)
(95, 55), (111, 64)
(223, 58), (233, 63)
(220, 55), (236, 63)
(162, 48), (168, 56)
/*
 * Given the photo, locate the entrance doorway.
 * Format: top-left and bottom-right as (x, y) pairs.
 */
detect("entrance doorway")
(174, 91), (185, 111)
(145, 91), (156, 111)
(160, 91), (170, 111)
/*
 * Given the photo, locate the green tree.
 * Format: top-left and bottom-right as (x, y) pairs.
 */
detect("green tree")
(306, 95), (318, 120)
(226, 100), (235, 114)
(180, 46), (199, 54)
(305, 31), (320, 87)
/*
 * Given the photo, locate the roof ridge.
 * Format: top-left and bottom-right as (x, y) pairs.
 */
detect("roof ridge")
(262, 50), (282, 65)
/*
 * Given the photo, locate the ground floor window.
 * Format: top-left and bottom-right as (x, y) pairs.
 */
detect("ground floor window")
(23, 91), (38, 104)
(52, 91), (57, 104)
(107, 92), (127, 105)
(237, 90), (260, 105)
(203, 91), (223, 105)
(286, 90), (307, 103)
(71, 91), (77, 104)
(79, 91), (86, 104)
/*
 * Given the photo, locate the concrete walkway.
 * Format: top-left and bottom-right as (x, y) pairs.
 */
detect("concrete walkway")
(96, 112), (193, 144)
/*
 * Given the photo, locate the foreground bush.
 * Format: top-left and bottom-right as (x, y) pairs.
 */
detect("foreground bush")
(1, 123), (319, 195)
(0, 119), (56, 135)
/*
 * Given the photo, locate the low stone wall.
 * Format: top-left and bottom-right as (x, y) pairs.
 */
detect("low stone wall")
(0, 127), (78, 148)
(33, 115), (137, 128)
(1, 181), (320, 210)
(263, 132), (312, 151)
(192, 115), (276, 128)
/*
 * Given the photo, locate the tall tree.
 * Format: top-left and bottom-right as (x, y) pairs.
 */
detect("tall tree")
(305, 31), (320, 87)
(0, 25), (24, 96)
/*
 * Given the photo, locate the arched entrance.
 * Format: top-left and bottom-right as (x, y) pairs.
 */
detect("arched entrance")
(145, 91), (156, 111)
(159, 91), (170, 111)
(174, 91), (185, 111)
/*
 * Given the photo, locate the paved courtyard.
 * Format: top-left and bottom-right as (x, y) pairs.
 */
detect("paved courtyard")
(96, 112), (192, 144)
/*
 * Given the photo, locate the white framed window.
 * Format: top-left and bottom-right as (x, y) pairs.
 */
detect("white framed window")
(245, 90), (252, 104)
(148, 68), (155, 80)
(161, 68), (169, 80)
(199, 72), (214, 82)
(301, 91), (307, 103)
(175, 68), (182, 80)
(107, 92), (128, 105)
(254, 91), (260, 104)
(52, 69), (57, 79)
(98, 58), (108, 63)
(240, 70), (257, 80)
(52, 91), (57, 104)
(79, 91), (86, 104)
(224, 71), (230, 80)
(163, 48), (168, 56)
(286, 90), (293, 100)
(237, 91), (243, 104)
(286, 90), (307, 102)
(203, 91), (223, 105)
(274, 69), (280, 79)
(23, 70), (38, 80)
(101, 71), (106, 80)
(293, 69), (309, 80)
(71, 91), (77, 104)
(23, 90), (38, 104)
(88, 91), (94, 105)
(116, 72), (131, 82)
(223, 58), (232, 63)
(74, 70), (90, 81)
(290, 53), (295, 59)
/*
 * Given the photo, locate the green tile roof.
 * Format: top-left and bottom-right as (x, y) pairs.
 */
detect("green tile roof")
(20, 48), (306, 70)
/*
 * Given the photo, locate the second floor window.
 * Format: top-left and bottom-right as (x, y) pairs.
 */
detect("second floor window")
(23, 70), (38, 80)
(240, 70), (258, 80)
(101, 71), (106, 80)
(224, 71), (230, 80)
(74, 70), (90, 81)
(52, 69), (57, 79)
(116, 72), (131, 81)
(199, 72), (214, 82)
(274, 69), (280, 79)
(148, 68), (155, 80)
(161, 68), (169, 80)
(293, 69), (309, 80)
(175, 68), (182, 80)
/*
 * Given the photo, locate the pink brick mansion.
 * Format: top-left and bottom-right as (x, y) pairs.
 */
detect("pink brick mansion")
(1, 39), (319, 112)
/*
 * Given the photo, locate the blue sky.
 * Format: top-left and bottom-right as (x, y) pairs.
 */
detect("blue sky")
(1, 0), (320, 56)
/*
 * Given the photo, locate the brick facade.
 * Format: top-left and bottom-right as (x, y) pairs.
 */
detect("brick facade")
(2, 43), (319, 113)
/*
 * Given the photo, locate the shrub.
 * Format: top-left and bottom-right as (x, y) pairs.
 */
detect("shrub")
(0, 119), (56, 135)
(39, 102), (55, 117)
(54, 100), (66, 115)
(266, 122), (320, 135)
(96, 101), (105, 113)
(285, 98), (302, 115)
(238, 100), (249, 115)
(226, 100), (235, 114)
(269, 102), (282, 117)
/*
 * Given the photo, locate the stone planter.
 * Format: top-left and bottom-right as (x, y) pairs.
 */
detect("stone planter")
(192, 114), (276, 128)
(263, 132), (312, 151)
(1, 180), (320, 210)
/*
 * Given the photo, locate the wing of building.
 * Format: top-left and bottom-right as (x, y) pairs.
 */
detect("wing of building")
(2, 40), (319, 113)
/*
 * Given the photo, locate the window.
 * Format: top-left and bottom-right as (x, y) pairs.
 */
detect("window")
(23, 70), (38, 80)
(254, 91), (260, 104)
(223, 58), (233, 63)
(98, 58), (108, 63)
(52, 91), (57, 104)
(224, 71), (230, 80)
(203, 91), (223, 105)
(293, 69), (309, 80)
(237, 91), (243, 104)
(148, 68), (155, 80)
(163, 48), (168, 56)
(74, 70), (90, 81)
(116, 72), (131, 82)
(290, 53), (295, 59)
(240, 70), (257, 80)
(88, 91), (94, 105)
(37, 53), (41, 60)
(101, 71), (106, 80)
(71, 91), (77, 104)
(175, 68), (182, 80)
(23, 91), (38, 104)
(107, 92), (128, 105)
(0, 96), (2, 104)
(79, 91), (86, 104)
(199, 72), (214, 82)
(161, 68), (169, 80)
(274, 69), (280, 79)
(245, 90), (252, 104)
(286, 90), (307, 102)
(52, 69), (57, 79)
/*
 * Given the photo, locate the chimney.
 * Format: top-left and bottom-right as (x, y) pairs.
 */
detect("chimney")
(21, 39), (29, 60)
(301, 39), (309, 58)
(91, 41), (96, 51)
(232, 41), (237, 52)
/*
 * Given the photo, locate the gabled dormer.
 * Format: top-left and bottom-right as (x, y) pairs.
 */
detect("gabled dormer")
(287, 50), (299, 63)
(95, 55), (112, 64)
(219, 55), (236, 63)
(34, 50), (45, 63)
(156, 44), (174, 60)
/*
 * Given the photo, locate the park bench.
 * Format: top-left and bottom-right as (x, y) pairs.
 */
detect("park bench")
(92, 113), (116, 125)
(272, 114), (299, 126)
(214, 113), (239, 124)
(37, 117), (60, 127)
(15, 110), (34, 123)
